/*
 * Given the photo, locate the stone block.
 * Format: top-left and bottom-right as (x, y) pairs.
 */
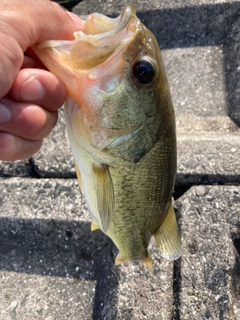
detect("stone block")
(175, 185), (240, 319)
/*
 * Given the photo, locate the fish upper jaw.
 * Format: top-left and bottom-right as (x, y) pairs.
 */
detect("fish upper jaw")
(75, 3), (137, 39)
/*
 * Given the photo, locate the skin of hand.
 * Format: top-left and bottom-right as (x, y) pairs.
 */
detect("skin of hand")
(0, 0), (83, 161)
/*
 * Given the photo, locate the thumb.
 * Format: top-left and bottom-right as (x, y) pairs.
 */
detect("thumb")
(0, 0), (83, 98)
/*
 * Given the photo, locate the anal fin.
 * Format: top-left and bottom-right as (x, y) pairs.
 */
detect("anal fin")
(91, 221), (99, 231)
(92, 164), (115, 233)
(142, 252), (153, 272)
(114, 252), (125, 266)
(154, 202), (181, 261)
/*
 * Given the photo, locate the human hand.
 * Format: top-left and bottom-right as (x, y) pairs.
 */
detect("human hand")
(0, 0), (83, 161)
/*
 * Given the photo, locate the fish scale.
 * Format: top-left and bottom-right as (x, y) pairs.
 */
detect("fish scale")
(104, 133), (176, 262)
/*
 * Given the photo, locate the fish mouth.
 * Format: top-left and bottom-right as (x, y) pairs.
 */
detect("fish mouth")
(36, 4), (138, 71)
(105, 3), (135, 34)
(68, 3), (138, 70)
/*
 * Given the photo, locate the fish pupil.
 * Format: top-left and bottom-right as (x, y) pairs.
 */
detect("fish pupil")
(133, 60), (155, 84)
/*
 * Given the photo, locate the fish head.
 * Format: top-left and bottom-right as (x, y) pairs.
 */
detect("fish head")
(33, 4), (174, 165)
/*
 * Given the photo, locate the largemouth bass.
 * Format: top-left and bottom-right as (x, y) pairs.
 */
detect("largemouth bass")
(34, 3), (181, 269)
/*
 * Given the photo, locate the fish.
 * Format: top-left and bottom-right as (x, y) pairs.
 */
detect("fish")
(33, 3), (181, 270)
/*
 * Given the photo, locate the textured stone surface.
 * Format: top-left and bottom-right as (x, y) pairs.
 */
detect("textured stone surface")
(116, 257), (173, 320)
(175, 185), (240, 320)
(1, 181), (239, 319)
(0, 159), (33, 177)
(0, 178), (173, 320)
(177, 118), (240, 185)
(31, 108), (75, 178)
(73, 0), (240, 13)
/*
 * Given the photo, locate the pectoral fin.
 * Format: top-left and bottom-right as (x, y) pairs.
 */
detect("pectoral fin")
(154, 203), (181, 260)
(92, 164), (115, 233)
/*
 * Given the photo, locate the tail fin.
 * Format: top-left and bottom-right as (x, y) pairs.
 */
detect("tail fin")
(114, 251), (153, 271)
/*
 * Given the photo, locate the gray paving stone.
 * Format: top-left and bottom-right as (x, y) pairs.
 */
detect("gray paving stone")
(164, 46), (226, 117)
(0, 178), (173, 320)
(175, 185), (240, 320)
(31, 108), (76, 178)
(177, 116), (240, 185)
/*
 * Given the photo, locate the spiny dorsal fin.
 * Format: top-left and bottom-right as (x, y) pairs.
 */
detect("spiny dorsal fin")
(92, 164), (115, 233)
(154, 203), (181, 261)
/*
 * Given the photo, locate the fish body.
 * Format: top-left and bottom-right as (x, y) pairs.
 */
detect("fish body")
(34, 3), (181, 268)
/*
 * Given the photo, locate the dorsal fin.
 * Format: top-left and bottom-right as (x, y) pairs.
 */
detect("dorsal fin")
(154, 202), (181, 260)
(92, 164), (115, 233)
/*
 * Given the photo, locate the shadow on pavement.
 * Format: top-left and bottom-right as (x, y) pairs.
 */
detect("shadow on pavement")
(230, 233), (240, 319)
(0, 217), (119, 320)
(176, 172), (240, 186)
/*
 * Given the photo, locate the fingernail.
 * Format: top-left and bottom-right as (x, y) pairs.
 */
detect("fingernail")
(0, 102), (11, 124)
(20, 76), (44, 101)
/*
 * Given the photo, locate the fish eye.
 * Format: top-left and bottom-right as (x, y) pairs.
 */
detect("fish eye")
(132, 59), (155, 85)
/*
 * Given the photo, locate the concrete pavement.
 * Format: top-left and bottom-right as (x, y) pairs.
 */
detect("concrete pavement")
(0, 0), (239, 319)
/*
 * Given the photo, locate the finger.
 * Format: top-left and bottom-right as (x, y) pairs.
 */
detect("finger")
(0, 1), (84, 50)
(0, 1), (83, 97)
(10, 68), (67, 111)
(0, 99), (58, 140)
(0, 132), (42, 161)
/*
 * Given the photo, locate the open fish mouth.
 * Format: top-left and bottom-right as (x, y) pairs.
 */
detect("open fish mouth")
(69, 3), (138, 69)
(37, 4), (138, 70)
